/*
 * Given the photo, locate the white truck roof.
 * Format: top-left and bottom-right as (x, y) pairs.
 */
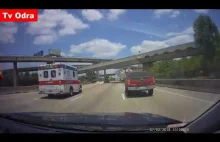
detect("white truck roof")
(39, 63), (77, 69)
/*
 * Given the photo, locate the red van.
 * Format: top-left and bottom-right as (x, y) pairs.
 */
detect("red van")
(125, 71), (155, 97)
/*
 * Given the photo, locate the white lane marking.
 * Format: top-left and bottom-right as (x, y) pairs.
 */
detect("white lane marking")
(70, 95), (83, 102)
(155, 88), (214, 104)
(122, 93), (125, 100)
(133, 100), (143, 114)
(33, 98), (39, 100)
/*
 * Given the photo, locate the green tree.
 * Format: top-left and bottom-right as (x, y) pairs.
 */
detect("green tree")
(86, 71), (96, 82)
(193, 15), (220, 61)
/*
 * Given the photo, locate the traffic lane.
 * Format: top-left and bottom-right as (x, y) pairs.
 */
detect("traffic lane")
(156, 86), (220, 103)
(0, 83), (97, 113)
(83, 83), (216, 122)
(0, 83), (98, 101)
(59, 83), (116, 113)
(60, 83), (141, 114)
(65, 83), (216, 122)
(129, 86), (217, 122)
(0, 83), (109, 113)
(27, 83), (111, 113)
(0, 83), (218, 123)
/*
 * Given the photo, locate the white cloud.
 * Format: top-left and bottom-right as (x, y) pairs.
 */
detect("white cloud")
(170, 11), (180, 18)
(107, 9), (126, 21)
(164, 34), (193, 46)
(131, 40), (168, 54)
(70, 38), (126, 58)
(194, 9), (209, 14)
(81, 9), (103, 21)
(131, 27), (194, 54)
(165, 27), (193, 37)
(0, 23), (18, 44)
(61, 52), (66, 57)
(26, 10), (89, 45)
(154, 9), (180, 18)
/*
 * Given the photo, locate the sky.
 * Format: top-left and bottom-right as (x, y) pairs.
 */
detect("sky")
(0, 9), (220, 74)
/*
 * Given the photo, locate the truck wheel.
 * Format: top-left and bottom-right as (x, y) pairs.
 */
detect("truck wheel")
(69, 87), (74, 96)
(48, 94), (53, 97)
(79, 85), (82, 93)
(125, 89), (130, 97)
(148, 89), (153, 96)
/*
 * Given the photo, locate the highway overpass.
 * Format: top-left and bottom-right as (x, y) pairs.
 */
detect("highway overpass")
(0, 42), (204, 87)
(1, 65), (142, 74)
(0, 56), (112, 87)
(78, 42), (203, 74)
(0, 56), (112, 63)
(2, 65), (92, 73)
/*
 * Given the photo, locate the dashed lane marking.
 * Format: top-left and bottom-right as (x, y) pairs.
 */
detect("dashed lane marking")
(155, 88), (214, 104)
(122, 93), (125, 100)
(70, 95), (84, 102)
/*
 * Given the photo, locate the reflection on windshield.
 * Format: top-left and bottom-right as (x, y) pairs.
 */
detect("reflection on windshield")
(0, 9), (220, 132)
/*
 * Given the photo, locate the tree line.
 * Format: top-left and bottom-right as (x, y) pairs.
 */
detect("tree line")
(151, 15), (220, 79)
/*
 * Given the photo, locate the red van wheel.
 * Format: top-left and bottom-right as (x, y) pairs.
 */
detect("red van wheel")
(79, 85), (82, 93)
(69, 87), (74, 96)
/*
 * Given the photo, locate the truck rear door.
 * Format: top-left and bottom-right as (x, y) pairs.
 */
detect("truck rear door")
(38, 68), (64, 93)
(126, 72), (155, 87)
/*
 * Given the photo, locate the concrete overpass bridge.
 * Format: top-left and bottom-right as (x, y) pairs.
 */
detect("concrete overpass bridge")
(1, 64), (142, 86)
(78, 42), (203, 74)
(0, 56), (112, 87)
(1, 65), (142, 74)
(0, 56), (112, 63)
(1, 65), (93, 73)
(0, 42), (204, 87)
(78, 42), (204, 81)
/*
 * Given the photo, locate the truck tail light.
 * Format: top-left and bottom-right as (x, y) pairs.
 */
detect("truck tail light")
(151, 77), (155, 84)
(127, 79), (131, 85)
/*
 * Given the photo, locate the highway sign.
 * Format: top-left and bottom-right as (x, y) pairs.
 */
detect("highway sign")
(34, 50), (44, 56)
(48, 49), (61, 57)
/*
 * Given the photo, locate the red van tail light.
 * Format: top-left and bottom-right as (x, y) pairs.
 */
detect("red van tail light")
(127, 79), (131, 85)
(151, 77), (155, 84)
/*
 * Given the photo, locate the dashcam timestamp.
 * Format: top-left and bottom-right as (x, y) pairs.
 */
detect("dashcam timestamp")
(149, 127), (189, 132)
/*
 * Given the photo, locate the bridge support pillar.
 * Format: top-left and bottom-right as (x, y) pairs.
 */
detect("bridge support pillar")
(143, 62), (153, 72)
(13, 61), (18, 87)
(104, 69), (106, 81)
(96, 71), (99, 80)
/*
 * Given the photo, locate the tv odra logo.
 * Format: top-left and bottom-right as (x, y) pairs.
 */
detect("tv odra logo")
(0, 9), (38, 22)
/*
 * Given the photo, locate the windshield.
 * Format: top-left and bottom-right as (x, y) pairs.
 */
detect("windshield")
(0, 9), (220, 132)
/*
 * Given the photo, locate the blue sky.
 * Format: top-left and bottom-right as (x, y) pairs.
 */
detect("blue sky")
(0, 9), (220, 73)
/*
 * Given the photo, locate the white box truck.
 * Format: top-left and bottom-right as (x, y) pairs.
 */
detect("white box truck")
(38, 63), (82, 97)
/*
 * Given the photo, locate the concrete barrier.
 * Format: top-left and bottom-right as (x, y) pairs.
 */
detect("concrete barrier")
(156, 79), (220, 94)
(0, 85), (38, 95)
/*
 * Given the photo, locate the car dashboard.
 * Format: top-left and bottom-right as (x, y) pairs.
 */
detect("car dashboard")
(1, 100), (220, 133)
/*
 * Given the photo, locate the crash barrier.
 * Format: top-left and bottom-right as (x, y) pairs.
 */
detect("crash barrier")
(156, 79), (220, 94)
(0, 85), (38, 95)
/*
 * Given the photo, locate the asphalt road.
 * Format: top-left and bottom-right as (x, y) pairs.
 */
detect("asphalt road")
(0, 82), (220, 122)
